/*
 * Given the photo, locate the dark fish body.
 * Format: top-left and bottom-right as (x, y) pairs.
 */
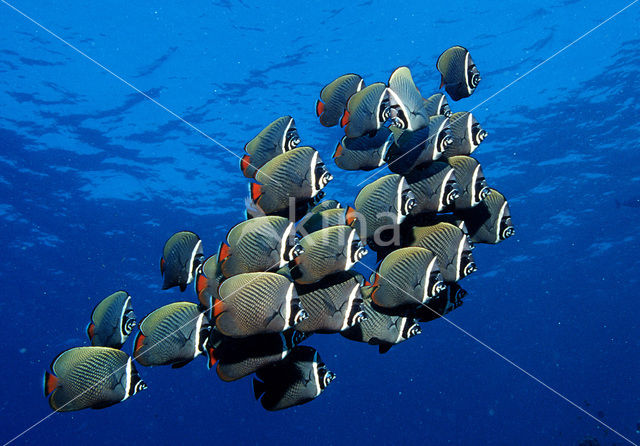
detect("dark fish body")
(414, 283), (467, 323)
(387, 66), (429, 131)
(253, 346), (335, 411)
(295, 271), (366, 333)
(250, 146), (332, 216)
(290, 225), (367, 284)
(161, 231), (204, 292)
(405, 161), (460, 215)
(341, 297), (421, 353)
(446, 156), (491, 210)
(409, 223), (476, 282)
(87, 291), (135, 349)
(370, 247), (445, 311)
(422, 93), (452, 117)
(316, 74), (364, 127)
(443, 112), (487, 158)
(353, 174), (416, 245)
(241, 116), (300, 178)
(134, 302), (210, 368)
(456, 188), (514, 244)
(436, 45), (481, 101)
(43, 347), (146, 412)
(343, 83), (389, 138)
(195, 254), (225, 321)
(210, 329), (307, 382)
(218, 216), (300, 278)
(333, 127), (393, 171)
(214, 272), (308, 337)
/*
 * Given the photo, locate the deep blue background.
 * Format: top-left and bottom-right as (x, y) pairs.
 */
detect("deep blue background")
(1, 1), (639, 445)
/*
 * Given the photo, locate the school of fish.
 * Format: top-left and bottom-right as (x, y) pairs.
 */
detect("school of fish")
(43, 45), (515, 412)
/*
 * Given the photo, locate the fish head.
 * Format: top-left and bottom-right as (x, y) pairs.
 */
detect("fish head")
(285, 127), (301, 151)
(290, 294), (309, 327)
(314, 161), (333, 190)
(121, 309), (136, 337)
(499, 205), (515, 241)
(442, 171), (461, 208)
(471, 122), (488, 146)
(459, 249), (477, 278)
(351, 239), (368, 263)
(400, 187), (417, 215)
(428, 267), (446, 298)
(129, 365), (148, 397)
(468, 64), (481, 89)
(316, 360), (336, 390)
(403, 320), (422, 339)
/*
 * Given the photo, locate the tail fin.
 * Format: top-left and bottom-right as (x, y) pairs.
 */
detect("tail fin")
(43, 371), (58, 396)
(250, 183), (263, 202)
(240, 154), (253, 178)
(340, 110), (350, 128)
(253, 378), (267, 400)
(315, 99), (324, 117)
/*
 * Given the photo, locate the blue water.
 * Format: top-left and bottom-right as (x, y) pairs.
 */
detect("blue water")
(1, 1), (639, 445)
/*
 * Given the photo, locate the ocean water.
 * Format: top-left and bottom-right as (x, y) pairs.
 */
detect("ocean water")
(1, 1), (639, 445)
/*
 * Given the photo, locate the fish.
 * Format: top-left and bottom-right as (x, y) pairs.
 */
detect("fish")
(342, 82), (389, 138)
(253, 346), (335, 411)
(195, 254), (225, 321)
(297, 206), (357, 236)
(446, 155), (491, 210)
(352, 174), (416, 246)
(241, 116), (301, 178)
(133, 302), (211, 368)
(290, 225), (368, 284)
(385, 115), (454, 176)
(208, 328), (307, 382)
(86, 291), (135, 349)
(160, 231), (204, 292)
(250, 146), (333, 216)
(409, 223), (477, 282)
(316, 74), (364, 127)
(386, 66), (429, 131)
(422, 93), (452, 117)
(217, 216), (301, 278)
(405, 161), (460, 215)
(214, 272), (308, 337)
(443, 112), (487, 158)
(295, 271), (367, 333)
(333, 127), (393, 171)
(341, 295), (421, 353)
(369, 247), (445, 311)
(436, 45), (481, 101)
(456, 188), (515, 244)
(414, 283), (467, 323)
(43, 346), (146, 411)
